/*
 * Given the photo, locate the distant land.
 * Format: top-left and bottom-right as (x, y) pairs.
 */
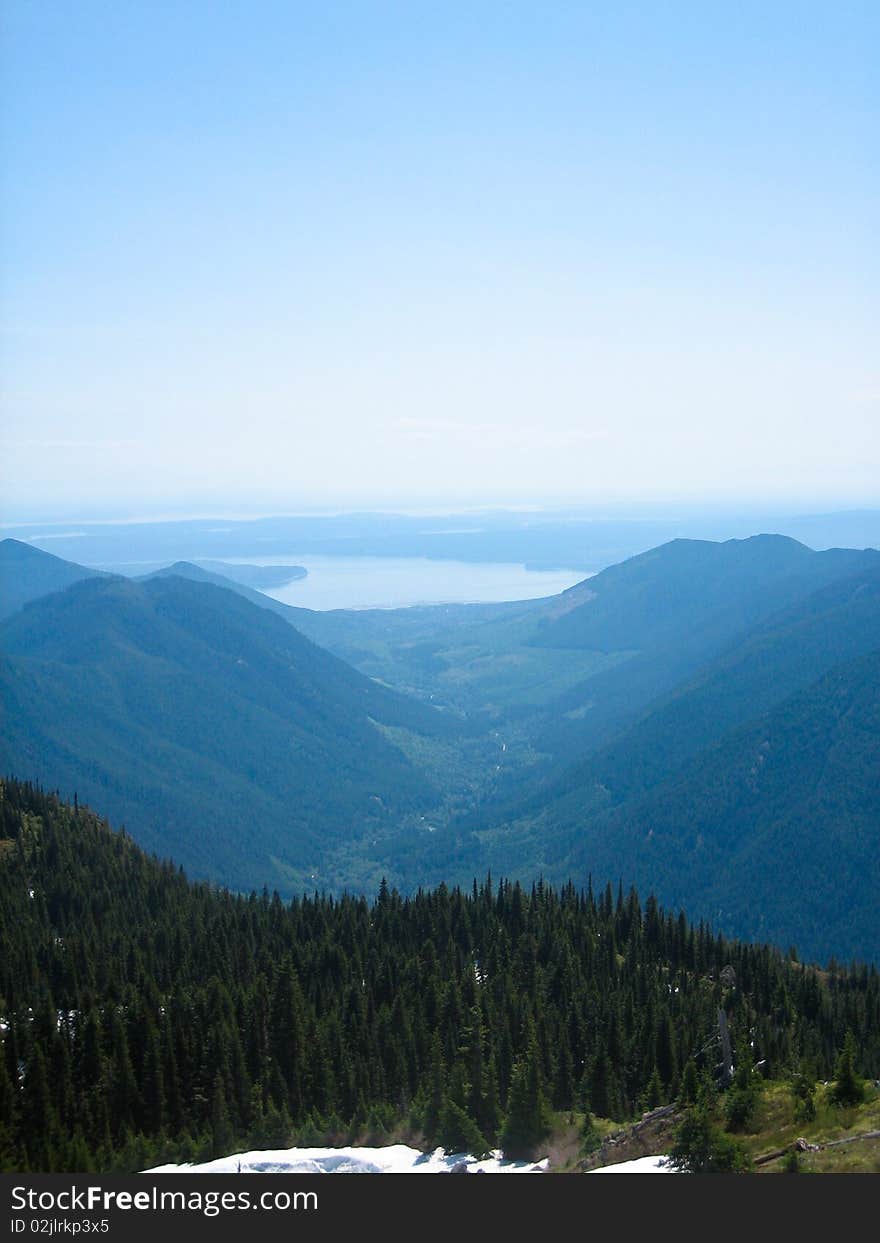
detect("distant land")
(195, 561), (307, 588)
(90, 560), (309, 589)
(3, 505), (879, 576)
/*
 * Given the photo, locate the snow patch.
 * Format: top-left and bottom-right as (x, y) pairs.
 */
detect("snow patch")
(145, 1144), (548, 1175)
(589, 1154), (674, 1174)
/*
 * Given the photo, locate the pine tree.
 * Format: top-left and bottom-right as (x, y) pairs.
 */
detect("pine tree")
(436, 1098), (490, 1158)
(141, 1030), (165, 1136)
(655, 1012), (678, 1091)
(553, 1036), (574, 1111)
(790, 1062), (816, 1122)
(679, 1059), (699, 1105)
(0, 1049), (21, 1172)
(21, 1047), (57, 1170)
(210, 1071), (234, 1158)
(108, 1011), (140, 1141)
(724, 1041), (761, 1132)
(0, 1045), (16, 1131)
(500, 1035), (550, 1160)
(644, 1066), (664, 1110)
(830, 1031), (865, 1107)
(481, 1049), (501, 1144)
(668, 1098), (751, 1173)
(422, 1033), (446, 1146)
(589, 1046), (620, 1120)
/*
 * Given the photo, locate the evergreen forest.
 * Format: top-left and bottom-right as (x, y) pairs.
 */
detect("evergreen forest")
(2, 779), (877, 1172)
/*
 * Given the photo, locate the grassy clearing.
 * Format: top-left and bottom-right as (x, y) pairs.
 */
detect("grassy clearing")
(537, 1082), (880, 1173)
(669, 1080), (880, 1174)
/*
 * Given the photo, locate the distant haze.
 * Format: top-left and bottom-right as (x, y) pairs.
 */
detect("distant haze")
(2, 3), (877, 517)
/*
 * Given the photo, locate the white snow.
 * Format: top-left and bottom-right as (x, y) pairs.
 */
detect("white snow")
(589, 1154), (674, 1174)
(145, 1144), (548, 1175)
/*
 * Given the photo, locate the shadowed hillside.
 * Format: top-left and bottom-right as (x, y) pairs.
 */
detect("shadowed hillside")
(0, 574), (454, 891)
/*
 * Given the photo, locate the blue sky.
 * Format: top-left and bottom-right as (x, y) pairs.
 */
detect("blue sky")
(2, 1), (878, 518)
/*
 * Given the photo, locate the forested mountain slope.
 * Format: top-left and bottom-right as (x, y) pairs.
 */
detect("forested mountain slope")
(535, 564), (880, 811)
(0, 574), (453, 891)
(361, 568), (880, 963)
(140, 559), (315, 627)
(532, 534), (814, 651)
(532, 537), (880, 763)
(0, 538), (315, 629)
(287, 535), (880, 775)
(1, 779), (877, 1172)
(528, 648), (880, 964)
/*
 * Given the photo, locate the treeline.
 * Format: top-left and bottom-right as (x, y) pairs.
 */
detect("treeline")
(1, 778), (877, 1172)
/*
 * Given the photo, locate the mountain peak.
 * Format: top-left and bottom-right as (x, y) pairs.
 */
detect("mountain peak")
(0, 537), (106, 620)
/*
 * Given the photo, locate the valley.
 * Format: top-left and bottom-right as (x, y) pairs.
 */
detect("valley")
(1, 529), (879, 961)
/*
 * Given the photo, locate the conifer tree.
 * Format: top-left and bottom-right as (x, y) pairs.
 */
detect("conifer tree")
(108, 1011), (139, 1141)
(141, 1031), (165, 1136)
(0, 1044), (16, 1132)
(655, 1012), (678, 1091)
(679, 1059), (699, 1105)
(21, 1047), (56, 1170)
(724, 1041), (761, 1132)
(481, 1048), (501, 1144)
(500, 1033), (550, 1159)
(553, 1035), (574, 1111)
(422, 1033), (446, 1146)
(210, 1071), (234, 1159)
(790, 1060), (816, 1122)
(830, 1031), (865, 1107)
(436, 1097), (490, 1158)
(589, 1046), (619, 1120)
(668, 1091), (751, 1174)
(644, 1066), (664, 1110)
(0, 1050), (20, 1172)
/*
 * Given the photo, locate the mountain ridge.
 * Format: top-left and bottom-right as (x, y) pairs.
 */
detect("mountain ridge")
(0, 573), (454, 891)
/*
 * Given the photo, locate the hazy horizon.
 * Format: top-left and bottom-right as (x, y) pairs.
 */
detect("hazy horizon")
(2, 2), (878, 518)
(3, 496), (880, 530)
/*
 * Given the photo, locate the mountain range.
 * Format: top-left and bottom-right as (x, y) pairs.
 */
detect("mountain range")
(1, 531), (878, 961)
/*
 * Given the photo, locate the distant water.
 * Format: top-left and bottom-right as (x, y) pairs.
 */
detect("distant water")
(226, 554), (587, 610)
